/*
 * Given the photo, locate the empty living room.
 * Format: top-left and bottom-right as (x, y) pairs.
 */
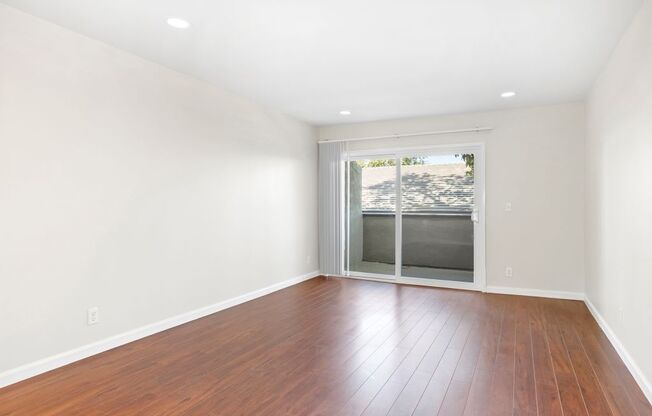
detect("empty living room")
(1, 0), (651, 415)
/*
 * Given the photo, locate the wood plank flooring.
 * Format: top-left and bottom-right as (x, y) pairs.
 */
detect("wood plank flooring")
(1, 276), (650, 415)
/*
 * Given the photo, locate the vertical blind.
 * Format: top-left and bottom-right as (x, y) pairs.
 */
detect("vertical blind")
(318, 141), (345, 276)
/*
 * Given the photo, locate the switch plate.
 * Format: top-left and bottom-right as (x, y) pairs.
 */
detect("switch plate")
(87, 307), (99, 325)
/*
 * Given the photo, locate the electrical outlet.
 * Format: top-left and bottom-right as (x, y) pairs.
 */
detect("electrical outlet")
(87, 307), (99, 325)
(306, 255), (311, 265)
(505, 267), (513, 278)
(505, 202), (512, 212)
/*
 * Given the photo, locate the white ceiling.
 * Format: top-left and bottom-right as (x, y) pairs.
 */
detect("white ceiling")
(1, 0), (643, 125)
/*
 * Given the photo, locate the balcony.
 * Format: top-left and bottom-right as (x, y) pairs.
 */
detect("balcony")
(348, 210), (474, 282)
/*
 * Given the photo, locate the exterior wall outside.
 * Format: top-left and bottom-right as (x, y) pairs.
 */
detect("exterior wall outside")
(348, 163), (364, 270)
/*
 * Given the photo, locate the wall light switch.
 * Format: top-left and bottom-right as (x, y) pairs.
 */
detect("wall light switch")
(87, 307), (99, 325)
(505, 202), (512, 212)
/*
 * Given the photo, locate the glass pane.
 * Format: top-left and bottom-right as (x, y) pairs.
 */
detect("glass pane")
(346, 158), (396, 277)
(400, 154), (474, 282)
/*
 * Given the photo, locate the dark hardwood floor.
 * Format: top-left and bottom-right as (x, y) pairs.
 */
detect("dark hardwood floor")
(1, 276), (650, 415)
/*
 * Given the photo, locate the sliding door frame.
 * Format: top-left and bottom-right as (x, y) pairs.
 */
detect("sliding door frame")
(344, 143), (486, 292)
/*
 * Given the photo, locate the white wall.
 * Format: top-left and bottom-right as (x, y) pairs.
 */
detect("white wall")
(319, 102), (586, 294)
(586, 0), (652, 395)
(0, 4), (318, 376)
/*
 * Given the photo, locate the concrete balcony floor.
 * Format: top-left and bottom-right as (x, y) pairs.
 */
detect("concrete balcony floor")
(350, 261), (474, 283)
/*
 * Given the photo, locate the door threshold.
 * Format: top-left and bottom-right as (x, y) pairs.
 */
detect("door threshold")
(338, 274), (484, 292)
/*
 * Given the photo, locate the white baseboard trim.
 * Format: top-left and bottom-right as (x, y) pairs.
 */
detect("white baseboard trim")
(0, 270), (320, 389)
(485, 285), (584, 300)
(333, 277), (584, 300)
(584, 296), (652, 404)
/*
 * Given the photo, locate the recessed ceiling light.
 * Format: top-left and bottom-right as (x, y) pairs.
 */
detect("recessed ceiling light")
(339, 110), (352, 116)
(166, 17), (190, 29)
(501, 91), (517, 98)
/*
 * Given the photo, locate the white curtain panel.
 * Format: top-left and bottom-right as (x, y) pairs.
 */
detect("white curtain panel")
(318, 141), (345, 276)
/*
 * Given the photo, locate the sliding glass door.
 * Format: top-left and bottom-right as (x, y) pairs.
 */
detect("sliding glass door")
(344, 145), (484, 290)
(400, 153), (475, 283)
(346, 156), (397, 278)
